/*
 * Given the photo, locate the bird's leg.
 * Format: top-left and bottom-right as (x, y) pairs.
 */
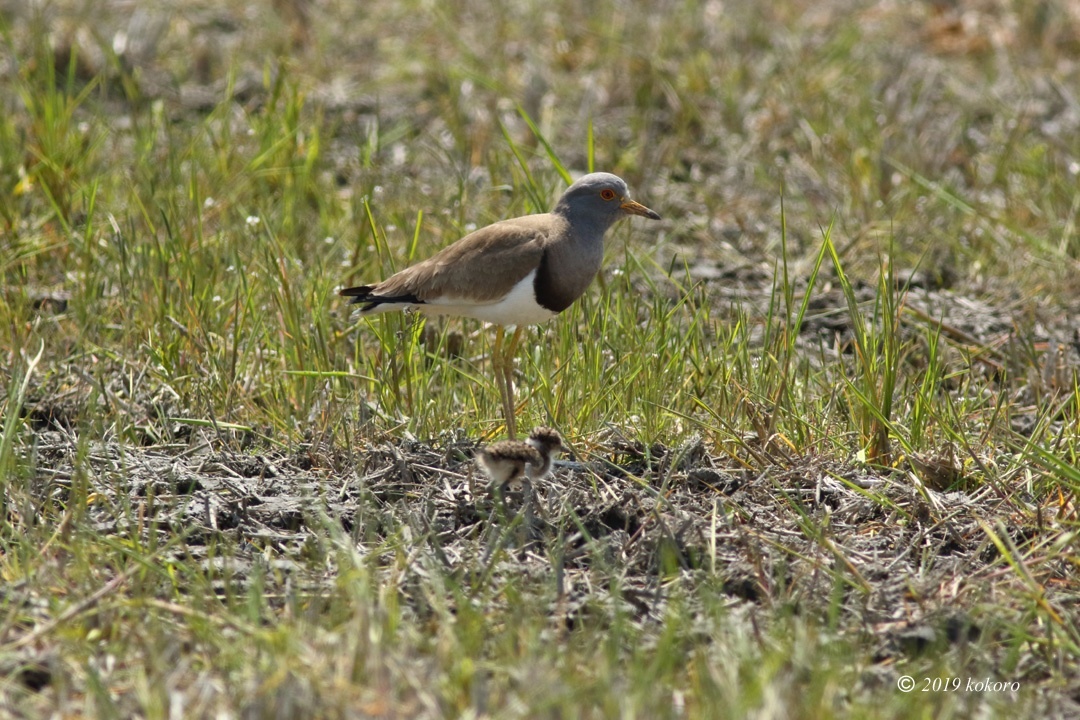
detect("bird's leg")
(522, 479), (545, 548)
(524, 478), (548, 523)
(492, 326), (515, 439)
(501, 326), (524, 440)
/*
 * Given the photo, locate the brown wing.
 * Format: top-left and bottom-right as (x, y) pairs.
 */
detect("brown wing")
(372, 214), (567, 303)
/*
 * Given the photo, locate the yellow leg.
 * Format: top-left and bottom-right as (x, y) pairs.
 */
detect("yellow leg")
(493, 325), (523, 439)
(504, 325), (524, 360)
(492, 326), (513, 439)
(503, 326), (523, 439)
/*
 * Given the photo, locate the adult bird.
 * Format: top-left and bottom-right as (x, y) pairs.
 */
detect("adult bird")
(340, 173), (660, 438)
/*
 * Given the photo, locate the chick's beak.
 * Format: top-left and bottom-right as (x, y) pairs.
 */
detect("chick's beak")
(620, 198), (662, 220)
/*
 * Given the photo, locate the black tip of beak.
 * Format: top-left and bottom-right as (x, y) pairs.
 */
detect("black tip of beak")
(620, 199), (662, 220)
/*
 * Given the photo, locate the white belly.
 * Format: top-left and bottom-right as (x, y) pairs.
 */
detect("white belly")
(421, 269), (556, 326)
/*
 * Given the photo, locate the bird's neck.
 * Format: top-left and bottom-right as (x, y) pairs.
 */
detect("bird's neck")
(553, 203), (617, 238)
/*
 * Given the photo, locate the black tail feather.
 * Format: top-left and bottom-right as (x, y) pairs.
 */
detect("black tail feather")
(339, 285), (423, 313)
(339, 285), (374, 300)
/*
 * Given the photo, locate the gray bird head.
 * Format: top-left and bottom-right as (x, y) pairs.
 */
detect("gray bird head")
(553, 173), (661, 230)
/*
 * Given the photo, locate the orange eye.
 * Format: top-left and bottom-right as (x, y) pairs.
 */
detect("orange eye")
(600, 189), (617, 201)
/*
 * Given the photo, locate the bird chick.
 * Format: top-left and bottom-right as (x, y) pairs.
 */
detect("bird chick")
(476, 440), (542, 490)
(477, 426), (566, 491)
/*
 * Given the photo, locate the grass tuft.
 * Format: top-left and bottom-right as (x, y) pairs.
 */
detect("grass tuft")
(2, 0), (1079, 715)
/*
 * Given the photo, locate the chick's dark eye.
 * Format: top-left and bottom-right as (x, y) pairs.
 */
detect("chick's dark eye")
(600, 189), (617, 201)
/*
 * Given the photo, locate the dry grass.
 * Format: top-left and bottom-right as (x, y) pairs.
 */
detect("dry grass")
(2, 0), (1080, 717)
